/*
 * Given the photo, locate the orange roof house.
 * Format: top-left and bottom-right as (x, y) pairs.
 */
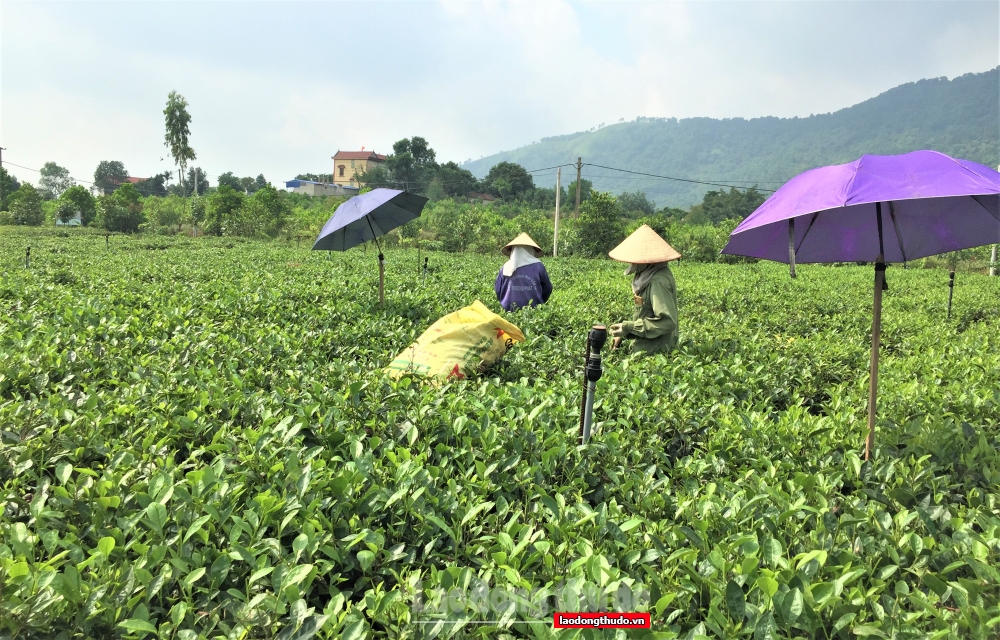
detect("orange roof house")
(332, 149), (387, 187)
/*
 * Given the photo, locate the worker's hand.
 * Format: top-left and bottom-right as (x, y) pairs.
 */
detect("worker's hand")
(610, 323), (629, 339)
(612, 337), (623, 350)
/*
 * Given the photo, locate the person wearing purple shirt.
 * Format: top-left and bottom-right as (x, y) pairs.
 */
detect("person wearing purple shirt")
(495, 233), (553, 312)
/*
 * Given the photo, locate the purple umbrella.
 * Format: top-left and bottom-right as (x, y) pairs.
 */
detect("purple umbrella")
(721, 150), (1000, 459)
(313, 188), (428, 306)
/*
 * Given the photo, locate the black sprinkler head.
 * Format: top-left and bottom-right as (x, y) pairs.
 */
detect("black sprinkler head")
(589, 325), (608, 352)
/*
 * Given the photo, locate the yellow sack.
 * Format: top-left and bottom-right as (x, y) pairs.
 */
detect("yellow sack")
(386, 300), (525, 380)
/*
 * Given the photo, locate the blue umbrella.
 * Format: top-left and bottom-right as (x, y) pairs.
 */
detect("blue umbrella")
(312, 188), (429, 305)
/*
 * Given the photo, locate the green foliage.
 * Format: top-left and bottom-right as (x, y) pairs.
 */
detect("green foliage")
(1, 228), (998, 638)
(464, 68), (1000, 207)
(184, 167), (210, 197)
(483, 162), (534, 201)
(135, 172), (172, 198)
(97, 182), (145, 233)
(618, 190), (656, 218)
(38, 161), (75, 199)
(9, 183), (45, 226)
(60, 185), (97, 227)
(696, 187), (767, 225)
(143, 195), (187, 232)
(295, 173), (333, 184)
(217, 171), (243, 191)
(574, 191), (625, 258)
(566, 178), (593, 207)
(93, 161), (129, 196)
(0, 166), (22, 211)
(224, 185), (289, 238)
(164, 90), (196, 179)
(204, 186), (247, 236)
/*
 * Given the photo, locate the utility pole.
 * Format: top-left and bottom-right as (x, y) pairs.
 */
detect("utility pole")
(574, 157), (582, 217)
(553, 167), (561, 257)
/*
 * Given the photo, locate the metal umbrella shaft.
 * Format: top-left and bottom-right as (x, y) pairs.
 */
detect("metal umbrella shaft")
(947, 270), (955, 319)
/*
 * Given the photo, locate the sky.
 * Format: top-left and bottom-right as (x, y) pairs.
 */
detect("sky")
(1, 0), (997, 190)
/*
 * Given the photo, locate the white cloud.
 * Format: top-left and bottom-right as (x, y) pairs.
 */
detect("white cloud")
(1, 0), (995, 188)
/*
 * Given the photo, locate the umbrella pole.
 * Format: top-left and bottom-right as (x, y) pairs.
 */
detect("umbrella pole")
(788, 219), (797, 278)
(379, 255), (385, 307)
(865, 256), (886, 461)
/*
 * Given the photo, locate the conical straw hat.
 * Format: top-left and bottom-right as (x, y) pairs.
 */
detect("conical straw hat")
(502, 233), (543, 257)
(608, 224), (681, 263)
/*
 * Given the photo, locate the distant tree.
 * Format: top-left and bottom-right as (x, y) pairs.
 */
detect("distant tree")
(698, 186), (766, 224)
(239, 177), (257, 194)
(10, 183), (45, 226)
(483, 162), (534, 200)
(217, 172), (243, 191)
(39, 162), (75, 199)
(164, 91), (196, 196)
(435, 161), (479, 198)
(144, 195), (186, 231)
(184, 167), (209, 196)
(94, 161), (128, 195)
(574, 191), (625, 257)
(566, 178), (593, 207)
(97, 182), (145, 232)
(294, 173), (331, 183)
(354, 164), (393, 190)
(58, 186), (97, 226)
(224, 185), (288, 237)
(204, 185), (246, 235)
(135, 172), (171, 198)
(56, 200), (78, 224)
(0, 167), (21, 211)
(617, 190), (655, 217)
(254, 174), (268, 191)
(408, 136), (436, 166)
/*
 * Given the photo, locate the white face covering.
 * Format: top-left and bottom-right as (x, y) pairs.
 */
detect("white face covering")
(502, 245), (541, 277)
(626, 262), (667, 294)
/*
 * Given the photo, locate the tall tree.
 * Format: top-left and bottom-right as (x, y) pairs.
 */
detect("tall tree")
(617, 190), (655, 217)
(698, 186), (766, 225)
(217, 172), (243, 191)
(135, 172), (171, 198)
(483, 162), (534, 201)
(185, 167), (210, 196)
(10, 183), (45, 226)
(94, 161), (128, 195)
(0, 167), (21, 211)
(97, 182), (145, 233)
(163, 91), (196, 196)
(59, 186), (97, 226)
(39, 162), (75, 199)
(575, 191), (625, 257)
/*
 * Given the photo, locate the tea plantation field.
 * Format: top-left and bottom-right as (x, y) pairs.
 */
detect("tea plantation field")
(2, 228), (999, 639)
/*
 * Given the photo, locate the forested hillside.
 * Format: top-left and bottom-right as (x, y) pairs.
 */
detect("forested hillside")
(464, 67), (999, 207)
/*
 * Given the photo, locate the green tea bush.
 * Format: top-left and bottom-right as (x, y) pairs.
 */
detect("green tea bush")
(1, 228), (998, 639)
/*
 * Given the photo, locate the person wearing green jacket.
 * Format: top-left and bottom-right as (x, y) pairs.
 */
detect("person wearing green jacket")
(608, 224), (681, 355)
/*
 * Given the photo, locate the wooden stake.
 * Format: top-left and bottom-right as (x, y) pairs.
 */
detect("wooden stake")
(865, 256), (885, 461)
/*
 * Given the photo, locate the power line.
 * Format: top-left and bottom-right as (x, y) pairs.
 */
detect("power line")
(583, 162), (779, 192)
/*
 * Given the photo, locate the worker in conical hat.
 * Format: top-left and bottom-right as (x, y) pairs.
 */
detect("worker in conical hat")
(608, 224), (681, 354)
(495, 233), (553, 312)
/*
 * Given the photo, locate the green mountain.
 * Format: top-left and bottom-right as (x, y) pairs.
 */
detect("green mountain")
(463, 67), (999, 208)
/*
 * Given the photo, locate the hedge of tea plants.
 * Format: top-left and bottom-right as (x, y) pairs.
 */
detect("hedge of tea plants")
(1, 228), (999, 639)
